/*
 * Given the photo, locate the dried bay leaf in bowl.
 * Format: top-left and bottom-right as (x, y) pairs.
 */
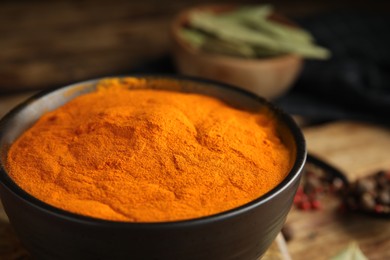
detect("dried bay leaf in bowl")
(180, 5), (331, 60)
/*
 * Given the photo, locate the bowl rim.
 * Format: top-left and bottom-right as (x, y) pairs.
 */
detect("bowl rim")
(170, 4), (303, 64)
(0, 74), (306, 227)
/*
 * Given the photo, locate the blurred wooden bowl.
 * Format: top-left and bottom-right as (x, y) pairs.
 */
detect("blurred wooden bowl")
(171, 5), (303, 100)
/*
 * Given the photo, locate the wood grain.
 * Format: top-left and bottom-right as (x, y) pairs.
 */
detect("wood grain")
(286, 121), (390, 260)
(305, 122), (390, 181)
(1, 0), (388, 93)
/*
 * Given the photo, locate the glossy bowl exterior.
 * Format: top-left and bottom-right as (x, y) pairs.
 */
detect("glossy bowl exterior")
(0, 75), (306, 260)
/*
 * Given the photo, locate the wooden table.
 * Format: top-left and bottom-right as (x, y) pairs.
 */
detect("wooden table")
(287, 122), (390, 259)
(1, 1), (390, 258)
(1, 0), (387, 93)
(1, 92), (390, 259)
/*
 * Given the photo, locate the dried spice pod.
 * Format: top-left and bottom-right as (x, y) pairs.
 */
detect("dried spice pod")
(294, 154), (349, 211)
(345, 170), (390, 217)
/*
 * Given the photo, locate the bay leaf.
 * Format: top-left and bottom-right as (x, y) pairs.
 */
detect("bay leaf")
(186, 6), (331, 59)
(180, 28), (258, 57)
(201, 38), (258, 58)
(179, 28), (207, 48)
(243, 17), (314, 44)
(189, 12), (279, 49)
(218, 5), (274, 22)
(331, 242), (368, 260)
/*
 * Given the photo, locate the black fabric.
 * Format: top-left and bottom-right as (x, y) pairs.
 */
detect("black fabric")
(276, 11), (390, 125)
(134, 11), (390, 125)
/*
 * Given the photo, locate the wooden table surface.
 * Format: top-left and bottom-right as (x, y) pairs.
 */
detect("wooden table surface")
(1, 1), (390, 259)
(1, 93), (390, 259)
(1, 0), (388, 93)
(287, 122), (390, 259)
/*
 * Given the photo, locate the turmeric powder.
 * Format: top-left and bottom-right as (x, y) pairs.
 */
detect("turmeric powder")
(7, 78), (291, 222)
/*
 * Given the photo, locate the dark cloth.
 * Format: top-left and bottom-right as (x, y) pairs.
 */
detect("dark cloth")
(134, 11), (390, 125)
(276, 11), (390, 125)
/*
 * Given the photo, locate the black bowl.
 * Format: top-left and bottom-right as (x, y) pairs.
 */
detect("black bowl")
(0, 75), (306, 260)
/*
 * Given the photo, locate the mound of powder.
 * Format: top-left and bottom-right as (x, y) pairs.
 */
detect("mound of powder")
(7, 79), (291, 222)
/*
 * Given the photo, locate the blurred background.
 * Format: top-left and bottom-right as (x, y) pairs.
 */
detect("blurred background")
(1, 0), (390, 125)
(1, 1), (390, 259)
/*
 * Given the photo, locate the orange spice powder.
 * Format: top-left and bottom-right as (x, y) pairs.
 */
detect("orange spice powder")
(7, 79), (291, 222)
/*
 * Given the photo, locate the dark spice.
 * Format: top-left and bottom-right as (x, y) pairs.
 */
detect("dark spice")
(345, 170), (390, 214)
(293, 157), (346, 211)
(281, 224), (294, 242)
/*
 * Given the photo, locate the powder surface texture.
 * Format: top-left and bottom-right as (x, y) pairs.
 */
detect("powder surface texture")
(7, 79), (291, 222)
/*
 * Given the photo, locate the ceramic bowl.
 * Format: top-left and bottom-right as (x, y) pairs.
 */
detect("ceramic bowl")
(0, 75), (306, 260)
(171, 5), (303, 100)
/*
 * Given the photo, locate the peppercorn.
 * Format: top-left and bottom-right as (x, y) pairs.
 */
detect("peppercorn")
(281, 224), (294, 242)
(311, 200), (322, 210)
(378, 190), (390, 205)
(293, 156), (347, 212)
(355, 178), (376, 194)
(345, 169), (390, 216)
(361, 193), (376, 211)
